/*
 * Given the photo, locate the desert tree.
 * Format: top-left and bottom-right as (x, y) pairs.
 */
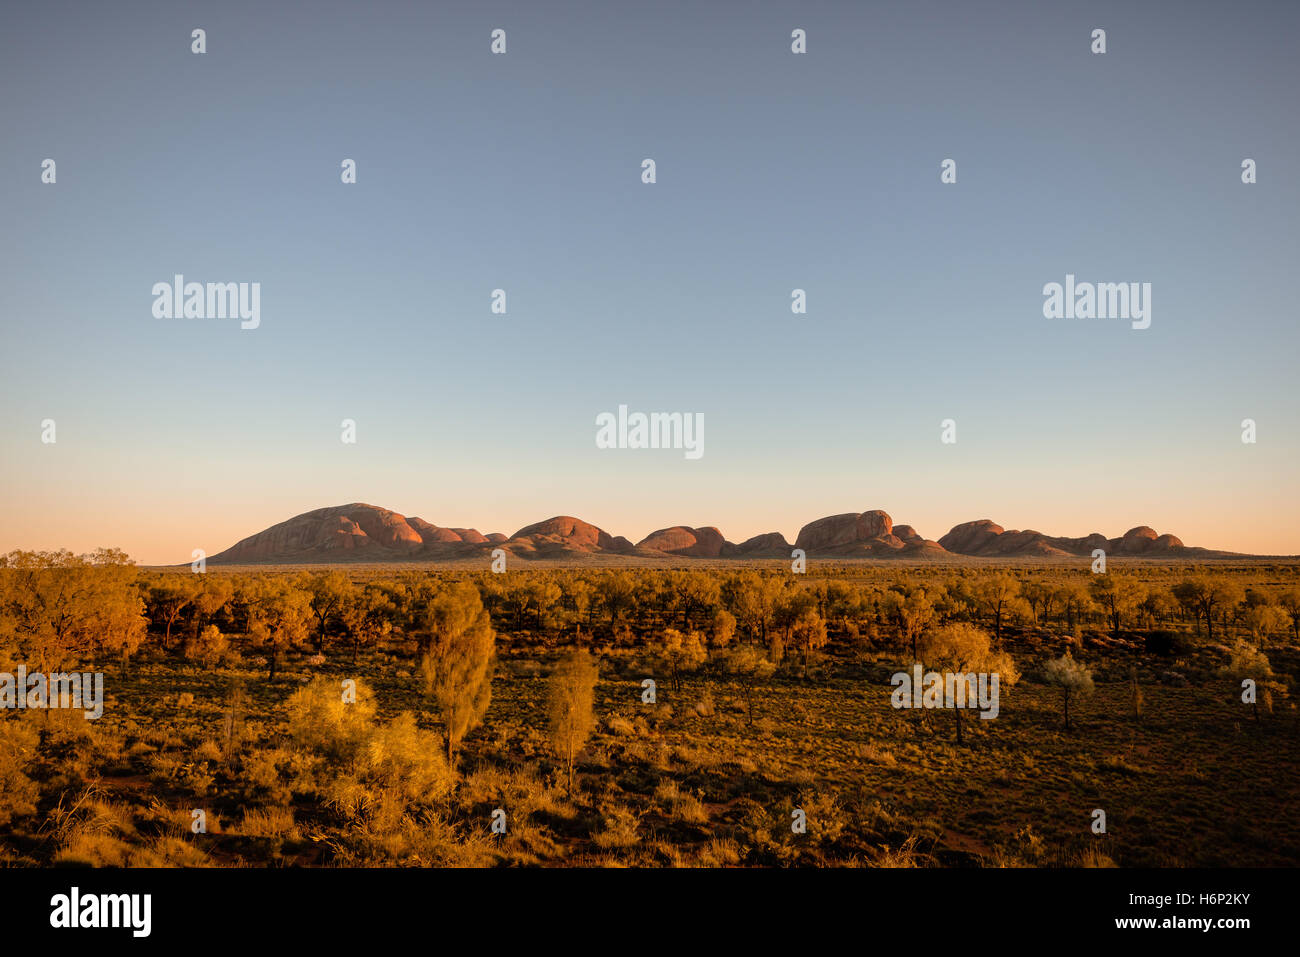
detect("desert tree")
(1041, 652), (1094, 731)
(708, 609), (737, 651)
(339, 582), (395, 664)
(1173, 576), (1245, 642)
(816, 580), (856, 628)
(915, 622), (1020, 745)
(973, 573), (1020, 644)
(528, 578), (563, 631)
(675, 571), (721, 630)
(1218, 640), (1278, 722)
(656, 628), (707, 694)
(562, 576), (594, 636)
(1089, 573), (1146, 640)
(596, 570), (636, 626)
(722, 644), (776, 727)
(420, 581), (496, 763)
(722, 571), (786, 646)
(246, 576), (313, 682)
(882, 587), (935, 661)
(1277, 589), (1300, 642)
(1021, 579), (1055, 625)
(300, 569), (354, 653)
(547, 648), (599, 792)
(184, 623), (229, 670)
(774, 587), (817, 644)
(1055, 580), (1092, 632)
(1138, 587), (1177, 629)
(148, 575), (202, 651)
(1241, 602), (1288, 646)
(192, 575), (234, 642)
(789, 607), (829, 671)
(0, 548), (146, 672)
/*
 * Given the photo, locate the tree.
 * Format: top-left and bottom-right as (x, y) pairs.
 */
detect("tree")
(0, 549), (147, 672)
(596, 571), (636, 626)
(338, 582), (395, 664)
(300, 570), (354, 653)
(656, 628), (707, 693)
(1041, 652), (1094, 731)
(420, 581), (496, 763)
(1219, 640), (1277, 722)
(722, 571), (786, 646)
(1241, 603), (1287, 645)
(562, 577), (594, 635)
(1278, 589), (1300, 642)
(149, 576), (201, 651)
(246, 577), (312, 681)
(789, 607), (829, 670)
(192, 576), (234, 641)
(973, 573), (1020, 644)
(526, 578), (563, 631)
(184, 624), (229, 670)
(882, 588), (935, 660)
(547, 649), (599, 792)
(1173, 577), (1245, 642)
(1055, 580), (1092, 631)
(1089, 574), (1145, 640)
(722, 644), (776, 727)
(709, 609), (737, 651)
(1021, 579), (1055, 624)
(915, 623), (1020, 744)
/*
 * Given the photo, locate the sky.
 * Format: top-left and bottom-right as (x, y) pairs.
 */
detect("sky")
(1, 0), (1298, 564)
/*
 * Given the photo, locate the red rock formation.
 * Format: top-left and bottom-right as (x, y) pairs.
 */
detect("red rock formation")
(637, 526), (727, 557)
(207, 503), (1219, 565)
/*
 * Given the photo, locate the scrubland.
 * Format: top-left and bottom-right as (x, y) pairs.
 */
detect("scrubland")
(1, 554), (1297, 867)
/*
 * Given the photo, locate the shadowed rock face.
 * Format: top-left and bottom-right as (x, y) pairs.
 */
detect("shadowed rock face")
(938, 520), (1005, 555)
(636, 526), (727, 557)
(796, 510), (893, 550)
(210, 504), (502, 563)
(733, 532), (792, 557)
(511, 516), (616, 549)
(790, 510), (946, 557)
(207, 503), (1219, 565)
(938, 520), (1187, 557)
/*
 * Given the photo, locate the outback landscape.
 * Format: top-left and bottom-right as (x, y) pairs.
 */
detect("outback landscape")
(2, 504), (1297, 869)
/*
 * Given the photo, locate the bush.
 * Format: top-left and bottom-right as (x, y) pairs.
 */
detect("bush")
(184, 625), (229, 669)
(0, 718), (39, 826)
(286, 676), (376, 761)
(1145, 630), (1187, 658)
(325, 712), (455, 828)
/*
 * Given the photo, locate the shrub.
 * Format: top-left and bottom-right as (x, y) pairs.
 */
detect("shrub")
(1145, 630), (1186, 658)
(325, 712), (455, 829)
(286, 676), (376, 761)
(0, 718), (39, 826)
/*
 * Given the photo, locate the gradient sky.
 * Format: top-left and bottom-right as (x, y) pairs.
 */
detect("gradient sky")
(2, 0), (1298, 564)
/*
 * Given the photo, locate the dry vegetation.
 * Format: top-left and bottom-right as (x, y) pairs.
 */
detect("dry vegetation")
(2, 552), (1298, 867)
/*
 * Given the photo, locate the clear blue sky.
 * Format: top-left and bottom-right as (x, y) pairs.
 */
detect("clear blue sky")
(2, 0), (1297, 562)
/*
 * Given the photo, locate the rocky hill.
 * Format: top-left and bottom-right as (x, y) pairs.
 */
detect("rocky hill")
(207, 503), (1234, 564)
